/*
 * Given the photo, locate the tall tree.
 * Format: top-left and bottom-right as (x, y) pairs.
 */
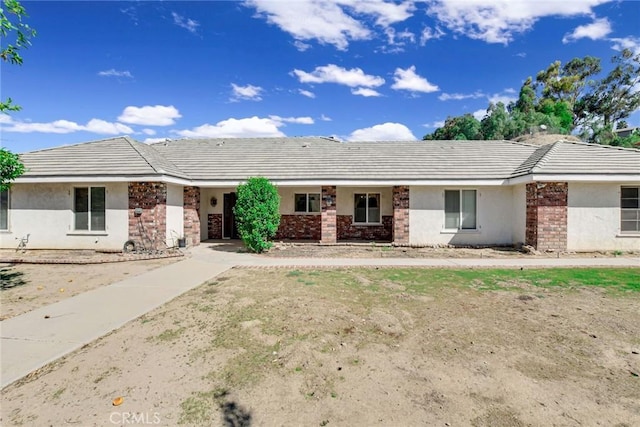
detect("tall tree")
(0, 0), (35, 189)
(424, 114), (482, 140)
(580, 48), (640, 128)
(536, 56), (601, 107)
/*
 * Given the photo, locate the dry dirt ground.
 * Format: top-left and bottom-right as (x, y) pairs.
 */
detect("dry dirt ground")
(264, 242), (634, 259)
(0, 252), (181, 320)
(1, 267), (638, 427)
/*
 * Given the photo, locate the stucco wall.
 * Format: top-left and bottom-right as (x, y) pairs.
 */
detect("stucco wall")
(1, 182), (129, 250)
(511, 184), (526, 245)
(409, 186), (515, 246)
(567, 182), (640, 251)
(165, 184), (184, 247)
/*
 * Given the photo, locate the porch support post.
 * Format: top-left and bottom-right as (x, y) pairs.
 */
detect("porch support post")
(128, 182), (167, 250)
(183, 186), (201, 247)
(392, 185), (410, 244)
(525, 182), (567, 251)
(321, 185), (337, 244)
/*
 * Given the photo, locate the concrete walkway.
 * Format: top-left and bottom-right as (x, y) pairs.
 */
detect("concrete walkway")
(2, 242), (639, 388)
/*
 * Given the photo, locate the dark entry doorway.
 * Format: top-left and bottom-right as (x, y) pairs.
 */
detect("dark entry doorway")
(223, 192), (239, 239)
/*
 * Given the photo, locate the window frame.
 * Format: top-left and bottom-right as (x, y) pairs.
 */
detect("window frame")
(443, 189), (478, 231)
(0, 189), (9, 231)
(620, 186), (640, 234)
(73, 186), (106, 231)
(353, 192), (381, 224)
(294, 193), (321, 214)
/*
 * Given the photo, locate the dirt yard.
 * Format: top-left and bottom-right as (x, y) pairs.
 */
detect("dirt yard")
(265, 242), (635, 259)
(1, 267), (638, 426)
(0, 253), (181, 320)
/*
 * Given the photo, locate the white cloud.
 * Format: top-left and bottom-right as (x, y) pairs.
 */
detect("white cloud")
(423, 120), (445, 128)
(293, 40), (312, 51)
(175, 116), (286, 138)
(118, 105), (182, 126)
(245, 0), (415, 50)
(269, 115), (315, 124)
(426, 0), (610, 44)
(0, 114), (11, 124)
(609, 36), (640, 55)
(142, 128), (156, 135)
(515, 52), (527, 58)
(438, 91), (484, 101)
(98, 69), (133, 78)
(172, 12), (199, 34)
(320, 114), (332, 121)
(84, 119), (134, 135)
(384, 27), (415, 47)
(347, 122), (416, 141)
(563, 17), (611, 43)
(488, 91), (517, 105)
(292, 64), (384, 88)
(420, 26), (445, 45)
(391, 66), (439, 94)
(1, 117), (133, 135)
(246, 0), (370, 50)
(143, 137), (168, 144)
(298, 89), (316, 98)
(472, 109), (486, 121)
(351, 87), (383, 97)
(231, 83), (264, 101)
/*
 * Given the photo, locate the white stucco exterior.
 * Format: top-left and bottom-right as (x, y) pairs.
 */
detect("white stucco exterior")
(567, 182), (640, 251)
(165, 184), (184, 248)
(511, 184), (526, 245)
(409, 186), (516, 246)
(0, 182), (129, 250)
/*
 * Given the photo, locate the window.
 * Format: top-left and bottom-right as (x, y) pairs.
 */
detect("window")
(0, 189), (8, 231)
(294, 193), (321, 213)
(354, 193), (380, 223)
(621, 187), (640, 233)
(74, 187), (105, 231)
(444, 190), (477, 230)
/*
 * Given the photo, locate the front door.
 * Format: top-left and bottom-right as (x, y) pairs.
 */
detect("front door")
(223, 192), (239, 239)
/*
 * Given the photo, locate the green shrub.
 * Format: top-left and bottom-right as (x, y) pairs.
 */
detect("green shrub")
(234, 177), (281, 253)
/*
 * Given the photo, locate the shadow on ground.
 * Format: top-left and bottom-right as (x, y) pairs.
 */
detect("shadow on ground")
(221, 400), (252, 426)
(0, 265), (27, 290)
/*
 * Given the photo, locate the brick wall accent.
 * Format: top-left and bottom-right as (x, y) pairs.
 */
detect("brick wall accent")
(337, 215), (393, 241)
(392, 185), (410, 244)
(321, 186), (337, 243)
(275, 215), (321, 240)
(208, 214), (223, 239)
(525, 182), (568, 251)
(183, 186), (201, 247)
(128, 182), (167, 251)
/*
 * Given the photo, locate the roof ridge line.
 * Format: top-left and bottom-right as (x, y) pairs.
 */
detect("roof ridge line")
(558, 139), (640, 152)
(19, 136), (127, 155)
(124, 136), (164, 174)
(530, 141), (561, 173)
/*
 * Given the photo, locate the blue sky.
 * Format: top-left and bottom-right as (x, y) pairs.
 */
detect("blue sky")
(1, 0), (639, 152)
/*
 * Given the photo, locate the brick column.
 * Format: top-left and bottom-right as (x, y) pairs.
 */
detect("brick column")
(321, 186), (337, 243)
(128, 182), (167, 251)
(526, 182), (568, 251)
(392, 186), (410, 244)
(183, 186), (201, 247)
(208, 214), (223, 239)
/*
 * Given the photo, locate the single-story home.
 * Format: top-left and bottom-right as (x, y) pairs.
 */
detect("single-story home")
(1, 136), (639, 252)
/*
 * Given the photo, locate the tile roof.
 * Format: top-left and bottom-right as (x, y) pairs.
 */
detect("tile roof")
(18, 136), (640, 183)
(152, 137), (539, 180)
(18, 136), (188, 179)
